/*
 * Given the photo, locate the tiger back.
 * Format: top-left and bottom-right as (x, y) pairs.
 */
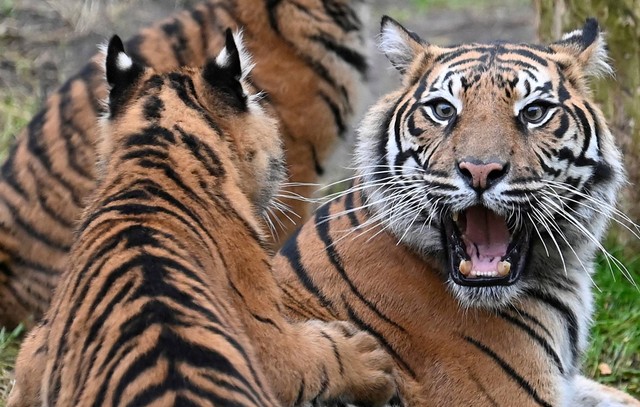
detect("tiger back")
(0, 0), (368, 328)
(273, 17), (640, 406)
(8, 33), (395, 407)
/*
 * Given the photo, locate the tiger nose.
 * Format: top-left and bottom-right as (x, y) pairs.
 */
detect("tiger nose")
(458, 160), (509, 191)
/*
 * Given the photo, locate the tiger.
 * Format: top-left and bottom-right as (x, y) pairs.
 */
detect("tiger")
(0, 0), (368, 328)
(273, 16), (640, 406)
(7, 31), (395, 407)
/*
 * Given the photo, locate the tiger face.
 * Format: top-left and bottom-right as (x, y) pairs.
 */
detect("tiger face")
(101, 29), (285, 217)
(356, 17), (624, 309)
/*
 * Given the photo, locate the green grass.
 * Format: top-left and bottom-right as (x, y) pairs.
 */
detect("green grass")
(0, 325), (24, 405)
(585, 251), (640, 397)
(0, 94), (38, 161)
(0, 0), (15, 17)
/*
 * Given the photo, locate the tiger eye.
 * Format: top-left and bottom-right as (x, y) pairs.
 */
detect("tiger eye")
(433, 102), (456, 120)
(521, 104), (547, 124)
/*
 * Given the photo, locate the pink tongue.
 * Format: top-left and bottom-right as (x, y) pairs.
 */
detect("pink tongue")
(462, 206), (510, 272)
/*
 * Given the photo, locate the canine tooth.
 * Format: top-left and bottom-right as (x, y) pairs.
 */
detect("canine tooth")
(497, 261), (511, 276)
(452, 212), (459, 222)
(459, 260), (472, 276)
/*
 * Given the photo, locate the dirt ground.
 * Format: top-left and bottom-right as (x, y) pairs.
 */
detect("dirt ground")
(0, 0), (536, 144)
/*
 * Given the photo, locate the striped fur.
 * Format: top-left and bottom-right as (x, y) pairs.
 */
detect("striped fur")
(0, 0), (369, 328)
(8, 33), (394, 407)
(273, 17), (640, 406)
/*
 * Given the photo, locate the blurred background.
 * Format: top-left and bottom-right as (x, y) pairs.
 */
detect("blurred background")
(0, 0), (638, 401)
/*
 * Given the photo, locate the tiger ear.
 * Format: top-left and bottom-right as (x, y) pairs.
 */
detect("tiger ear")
(202, 28), (253, 111)
(379, 16), (426, 74)
(104, 35), (144, 116)
(549, 18), (612, 78)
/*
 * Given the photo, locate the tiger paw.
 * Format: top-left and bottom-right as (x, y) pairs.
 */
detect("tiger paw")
(572, 376), (640, 407)
(322, 321), (396, 407)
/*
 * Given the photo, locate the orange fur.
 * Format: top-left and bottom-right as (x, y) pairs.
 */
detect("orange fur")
(0, 0), (368, 328)
(9, 35), (393, 407)
(273, 17), (639, 407)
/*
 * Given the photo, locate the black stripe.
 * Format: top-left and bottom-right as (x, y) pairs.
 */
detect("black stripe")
(322, 0), (361, 32)
(320, 330), (344, 376)
(469, 372), (500, 407)
(311, 144), (325, 176)
(372, 103), (398, 183)
(315, 203), (407, 333)
(497, 311), (565, 374)
(25, 110), (84, 207)
(110, 326), (267, 407)
(309, 34), (368, 75)
(319, 92), (346, 137)
(509, 306), (554, 338)
(167, 73), (222, 134)
(190, 7), (210, 59)
(142, 95), (164, 121)
(0, 195), (71, 251)
(463, 335), (553, 407)
(573, 106), (593, 162)
(0, 142), (28, 198)
(278, 226), (336, 313)
(266, 0), (283, 33)
(57, 79), (95, 180)
(294, 377), (306, 406)
(524, 289), (579, 368)
(343, 190), (360, 228)
(161, 18), (190, 66)
(175, 125), (226, 178)
(583, 102), (603, 157)
(345, 302), (416, 378)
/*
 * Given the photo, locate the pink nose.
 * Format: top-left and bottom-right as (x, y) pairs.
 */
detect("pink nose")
(458, 161), (507, 191)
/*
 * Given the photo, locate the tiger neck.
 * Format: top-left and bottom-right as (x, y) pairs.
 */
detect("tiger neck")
(87, 127), (270, 271)
(345, 177), (589, 375)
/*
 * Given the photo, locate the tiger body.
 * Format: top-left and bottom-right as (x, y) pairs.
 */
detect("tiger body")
(276, 189), (639, 406)
(274, 17), (640, 406)
(8, 33), (394, 407)
(0, 0), (368, 328)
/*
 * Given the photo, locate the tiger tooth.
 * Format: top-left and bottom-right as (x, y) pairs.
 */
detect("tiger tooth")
(452, 212), (459, 222)
(497, 261), (511, 276)
(459, 260), (472, 276)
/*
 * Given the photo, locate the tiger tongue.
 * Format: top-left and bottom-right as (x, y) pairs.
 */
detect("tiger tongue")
(461, 206), (510, 272)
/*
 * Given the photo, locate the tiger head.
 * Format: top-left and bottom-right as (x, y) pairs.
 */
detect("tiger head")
(356, 17), (624, 309)
(100, 29), (285, 217)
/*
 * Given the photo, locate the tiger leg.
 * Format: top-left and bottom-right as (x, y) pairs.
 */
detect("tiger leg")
(571, 376), (640, 407)
(229, 261), (395, 405)
(7, 323), (48, 407)
(245, 318), (395, 407)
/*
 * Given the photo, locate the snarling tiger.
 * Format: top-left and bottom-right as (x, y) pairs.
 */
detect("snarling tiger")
(7, 32), (394, 407)
(274, 17), (640, 406)
(0, 0), (368, 328)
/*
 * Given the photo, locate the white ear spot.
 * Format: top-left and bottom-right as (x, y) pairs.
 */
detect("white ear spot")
(215, 47), (230, 68)
(116, 52), (133, 71)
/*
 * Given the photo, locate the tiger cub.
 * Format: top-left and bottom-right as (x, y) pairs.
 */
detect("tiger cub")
(0, 0), (368, 328)
(7, 32), (394, 407)
(273, 17), (640, 406)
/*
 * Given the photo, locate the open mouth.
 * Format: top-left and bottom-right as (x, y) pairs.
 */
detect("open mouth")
(443, 205), (531, 287)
